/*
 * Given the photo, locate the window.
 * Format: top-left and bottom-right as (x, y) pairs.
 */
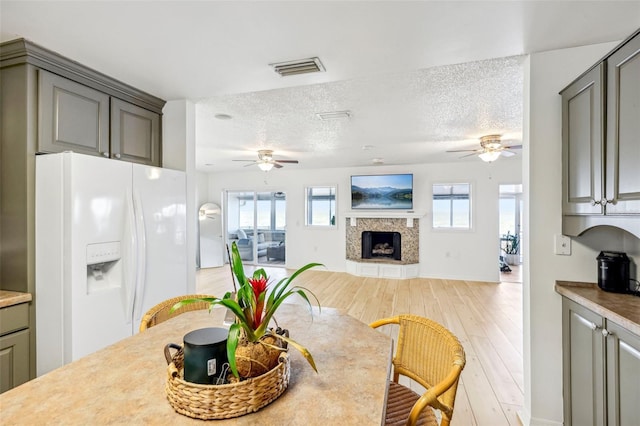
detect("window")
(432, 183), (471, 229)
(305, 186), (337, 227)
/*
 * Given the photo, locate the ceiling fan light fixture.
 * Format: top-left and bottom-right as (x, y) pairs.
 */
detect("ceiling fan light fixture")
(257, 162), (274, 172)
(479, 151), (501, 162)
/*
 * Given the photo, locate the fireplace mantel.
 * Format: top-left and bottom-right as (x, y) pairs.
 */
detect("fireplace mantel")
(344, 211), (425, 219)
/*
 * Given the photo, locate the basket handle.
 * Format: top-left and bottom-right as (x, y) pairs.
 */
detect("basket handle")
(164, 343), (182, 365)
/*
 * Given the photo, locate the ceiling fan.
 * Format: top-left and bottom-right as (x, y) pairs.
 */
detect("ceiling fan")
(446, 134), (522, 162)
(232, 149), (299, 171)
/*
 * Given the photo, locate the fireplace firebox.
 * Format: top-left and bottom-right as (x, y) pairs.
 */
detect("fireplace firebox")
(361, 231), (401, 261)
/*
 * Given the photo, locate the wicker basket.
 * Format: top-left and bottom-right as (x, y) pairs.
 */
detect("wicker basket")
(165, 348), (290, 420)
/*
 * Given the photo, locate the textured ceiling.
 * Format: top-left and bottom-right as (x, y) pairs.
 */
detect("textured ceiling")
(2, 1), (639, 172)
(196, 55), (525, 170)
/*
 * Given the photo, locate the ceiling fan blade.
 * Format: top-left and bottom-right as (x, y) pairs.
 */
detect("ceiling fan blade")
(273, 163), (283, 169)
(501, 150), (516, 157)
(232, 159), (256, 162)
(505, 144), (522, 150)
(243, 162), (257, 167)
(459, 153), (478, 159)
(446, 149), (479, 153)
(274, 160), (299, 164)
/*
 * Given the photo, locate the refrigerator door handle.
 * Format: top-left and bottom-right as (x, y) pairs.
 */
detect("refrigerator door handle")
(132, 191), (147, 322)
(124, 189), (137, 325)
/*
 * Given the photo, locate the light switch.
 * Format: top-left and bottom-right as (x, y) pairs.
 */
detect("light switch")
(554, 234), (571, 255)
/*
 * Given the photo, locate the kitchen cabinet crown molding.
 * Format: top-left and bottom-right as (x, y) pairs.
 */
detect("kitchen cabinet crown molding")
(0, 38), (165, 114)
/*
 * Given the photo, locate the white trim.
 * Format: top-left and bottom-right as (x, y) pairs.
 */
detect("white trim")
(344, 210), (425, 219)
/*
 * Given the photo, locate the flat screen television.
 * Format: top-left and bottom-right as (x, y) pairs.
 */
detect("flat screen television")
(351, 173), (413, 209)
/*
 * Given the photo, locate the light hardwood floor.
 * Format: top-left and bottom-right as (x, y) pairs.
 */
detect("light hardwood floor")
(196, 266), (523, 426)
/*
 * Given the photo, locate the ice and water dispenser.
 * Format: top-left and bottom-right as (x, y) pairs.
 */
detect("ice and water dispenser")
(86, 241), (122, 293)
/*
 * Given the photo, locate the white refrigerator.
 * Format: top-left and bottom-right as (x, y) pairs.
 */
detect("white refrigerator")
(35, 152), (188, 376)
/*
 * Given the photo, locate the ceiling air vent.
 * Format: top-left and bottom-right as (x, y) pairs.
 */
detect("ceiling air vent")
(316, 111), (352, 120)
(270, 57), (325, 77)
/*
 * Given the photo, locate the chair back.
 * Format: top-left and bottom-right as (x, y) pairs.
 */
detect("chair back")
(394, 315), (465, 414)
(370, 315), (466, 425)
(139, 294), (214, 332)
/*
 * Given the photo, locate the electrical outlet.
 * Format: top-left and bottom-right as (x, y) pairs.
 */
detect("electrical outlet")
(554, 234), (571, 255)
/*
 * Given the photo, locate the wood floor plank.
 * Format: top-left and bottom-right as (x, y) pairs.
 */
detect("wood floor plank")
(195, 267), (523, 426)
(469, 335), (523, 406)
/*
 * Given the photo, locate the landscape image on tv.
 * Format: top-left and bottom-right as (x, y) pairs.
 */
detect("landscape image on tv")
(351, 174), (413, 209)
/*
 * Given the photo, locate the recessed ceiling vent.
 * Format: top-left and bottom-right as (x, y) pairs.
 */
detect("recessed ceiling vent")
(316, 110), (351, 120)
(270, 57), (325, 77)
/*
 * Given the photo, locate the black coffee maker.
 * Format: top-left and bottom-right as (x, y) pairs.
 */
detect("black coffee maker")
(597, 251), (630, 293)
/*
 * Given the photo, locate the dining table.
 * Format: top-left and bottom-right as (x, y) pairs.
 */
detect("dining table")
(0, 303), (393, 425)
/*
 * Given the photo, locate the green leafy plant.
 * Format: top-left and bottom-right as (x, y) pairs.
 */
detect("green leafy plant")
(502, 231), (520, 255)
(173, 241), (322, 379)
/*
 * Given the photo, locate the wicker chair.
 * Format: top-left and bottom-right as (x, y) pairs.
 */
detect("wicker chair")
(139, 294), (215, 332)
(370, 315), (466, 426)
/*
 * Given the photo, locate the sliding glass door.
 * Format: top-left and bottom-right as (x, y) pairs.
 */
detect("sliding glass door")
(225, 191), (286, 266)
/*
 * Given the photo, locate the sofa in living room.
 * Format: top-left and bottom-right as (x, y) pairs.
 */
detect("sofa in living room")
(229, 229), (284, 261)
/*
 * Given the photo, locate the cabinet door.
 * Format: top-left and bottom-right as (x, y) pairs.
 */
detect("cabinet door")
(0, 329), (30, 394)
(562, 64), (605, 215)
(605, 33), (640, 215)
(38, 70), (110, 157)
(562, 299), (606, 426)
(110, 98), (161, 166)
(605, 321), (640, 426)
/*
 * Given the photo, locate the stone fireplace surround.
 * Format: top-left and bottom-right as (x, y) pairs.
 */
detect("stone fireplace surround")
(345, 216), (420, 279)
(345, 217), (419, 264)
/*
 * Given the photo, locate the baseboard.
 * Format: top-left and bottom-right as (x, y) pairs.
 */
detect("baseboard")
(518, 409), (563, 426)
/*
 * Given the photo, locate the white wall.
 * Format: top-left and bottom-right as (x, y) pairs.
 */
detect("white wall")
(205, 158), (520, 281)
(524, 40), (640, 426)
(163, 100), (197, 293)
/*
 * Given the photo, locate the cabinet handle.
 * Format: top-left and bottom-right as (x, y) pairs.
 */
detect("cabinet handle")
(590, 199), (601, 206)
(602, 329), (615, 338)
(601, 198), (615, 206)
(575, 314), (600, 331)
(114, 153), (121, 159)
(102, 152), (109, 158)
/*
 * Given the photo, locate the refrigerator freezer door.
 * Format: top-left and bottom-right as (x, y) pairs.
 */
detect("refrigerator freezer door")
(36, 153), (135, 375)
(131, 164), (188, 333)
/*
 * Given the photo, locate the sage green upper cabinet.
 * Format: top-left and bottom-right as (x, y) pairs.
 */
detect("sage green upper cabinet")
(2, 38), (165, 167)
(111, 98), (161, 166)
(561, 29), (640, 238)
(562, 64), (605, 215)
(605, 32), (640, 215)
(38, 71), (162, 166)
(38, 69), (110, 157)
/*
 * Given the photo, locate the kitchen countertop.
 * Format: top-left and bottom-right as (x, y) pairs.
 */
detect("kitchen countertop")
(555, 281), (640, 336)
(0, 290), (32, 308)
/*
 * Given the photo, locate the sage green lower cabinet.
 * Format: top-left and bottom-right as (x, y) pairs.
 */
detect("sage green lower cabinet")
(605, 321), (640, 426)
(0, 303), (30, 394)
(562, 298), (640, 426)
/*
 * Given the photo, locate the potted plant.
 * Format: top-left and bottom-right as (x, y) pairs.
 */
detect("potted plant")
(173, 241), (323, 380)
(502, 231), (520, 265)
